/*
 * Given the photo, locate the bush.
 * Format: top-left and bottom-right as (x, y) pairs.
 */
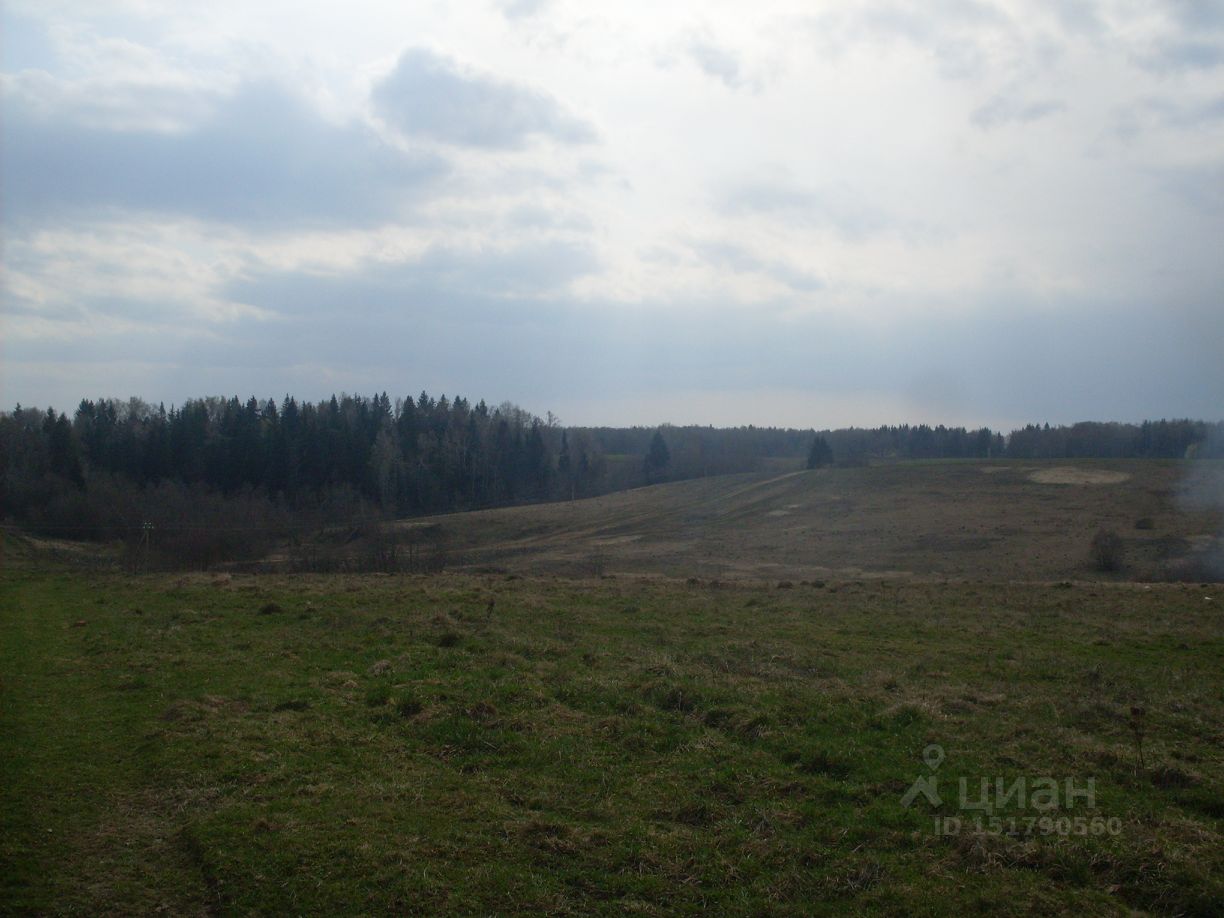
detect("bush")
(1090, 529), (1126, 572)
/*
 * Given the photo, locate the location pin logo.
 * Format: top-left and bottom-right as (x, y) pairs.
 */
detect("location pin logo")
(923, 744), (945, 772)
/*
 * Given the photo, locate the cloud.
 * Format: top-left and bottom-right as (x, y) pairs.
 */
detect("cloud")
(1046, 0), (1106, 38)
(1174, 93), (1224, 124)
(970, 93), (1066, 129)
(694, 242), (824, 293)
(684, 35), (754, 91)
(1120, 93), (1224, 135)
(1154, 162), (1224, 217)
(225, 239), (601, 320)
(1, 225), (245, 329)
(852, 0), (1010, 44)
(3, 0), (1223, 428)
(496, 0), (553, 20)
(811, 0), (1016, 81)
(505, 203), (593, 231)
(2, 232), (603, 409)
(2, 69), (224, 133)
(1135, 38), (1224, 73)
(717, 177), (888, 240)
(1166, 0), (1224, 33)
(0, 78), (446, 228)
(371, 48), (594, 149)
(12, 277), (1221, 428)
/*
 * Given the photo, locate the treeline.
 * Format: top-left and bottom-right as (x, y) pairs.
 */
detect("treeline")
(2, 391), (1221, 567)
(0, 394), (610, 537)
(821, 419), (1224, 463)
(578, 425), (813, 482)
(1004, 420), (1223, 460)
(821, 425), (1005, 462)
(3, 392), (614, 568)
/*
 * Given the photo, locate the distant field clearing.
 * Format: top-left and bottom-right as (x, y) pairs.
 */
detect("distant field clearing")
(377, 459), (1215, 582)
(1028, 467), (1131, 485)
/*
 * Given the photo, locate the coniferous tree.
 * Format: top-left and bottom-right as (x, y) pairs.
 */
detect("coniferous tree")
(557, 430), (574, 499)
(644, 429), (671, 483)
(806, 435), (833, 469)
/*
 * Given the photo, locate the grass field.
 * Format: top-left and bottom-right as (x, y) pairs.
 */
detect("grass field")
(3, 561), (1222, 914)
(389, 460), (1223, 582)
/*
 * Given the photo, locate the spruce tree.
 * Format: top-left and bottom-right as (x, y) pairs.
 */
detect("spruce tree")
(806, 435), (833, 469)
(644, 429), (671, 483)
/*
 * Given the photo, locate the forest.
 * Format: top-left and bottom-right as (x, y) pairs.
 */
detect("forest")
(1, 391), (1221, 567)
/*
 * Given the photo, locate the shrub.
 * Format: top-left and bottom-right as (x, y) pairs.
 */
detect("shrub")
(1090, 529), (1126, 572)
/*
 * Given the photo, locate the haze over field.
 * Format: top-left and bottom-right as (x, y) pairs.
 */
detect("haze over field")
(3, 0), (1223, 427)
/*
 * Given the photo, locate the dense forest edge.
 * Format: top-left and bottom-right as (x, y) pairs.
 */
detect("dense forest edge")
(2, 392), (1222, 569)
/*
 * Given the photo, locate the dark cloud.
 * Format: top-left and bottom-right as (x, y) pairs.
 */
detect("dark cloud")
(371, 48), (594, 149)
(0, 80), (446, 227)
(971, 93), (1066, 129)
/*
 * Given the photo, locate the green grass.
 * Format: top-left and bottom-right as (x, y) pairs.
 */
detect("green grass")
(2, 568), (1222, 915)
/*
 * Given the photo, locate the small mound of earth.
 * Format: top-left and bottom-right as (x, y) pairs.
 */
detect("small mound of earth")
(1028, 468), (1130, 486)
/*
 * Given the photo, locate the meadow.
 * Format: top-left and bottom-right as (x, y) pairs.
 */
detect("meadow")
(3, 459), (1222, 914)
(3, 565), (1222, 914)
(386, 459), (1221, 582)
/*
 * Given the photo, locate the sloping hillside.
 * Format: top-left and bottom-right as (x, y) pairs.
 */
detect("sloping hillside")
(394, 460), (1223, 581)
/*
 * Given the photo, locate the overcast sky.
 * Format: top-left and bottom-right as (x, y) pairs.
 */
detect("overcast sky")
(2, 0), (1222, 429)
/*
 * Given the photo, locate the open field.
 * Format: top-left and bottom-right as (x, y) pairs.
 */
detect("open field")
(3, 566), (1223, 915)
(393, 460), (1223, 582)
(3, 459), (1222, 914)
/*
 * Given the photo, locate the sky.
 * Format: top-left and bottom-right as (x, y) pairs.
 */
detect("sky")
(1, 0), (1222, 430)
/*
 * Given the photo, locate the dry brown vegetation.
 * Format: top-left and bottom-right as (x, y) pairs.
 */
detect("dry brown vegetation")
(378, 460), (1222, 583)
